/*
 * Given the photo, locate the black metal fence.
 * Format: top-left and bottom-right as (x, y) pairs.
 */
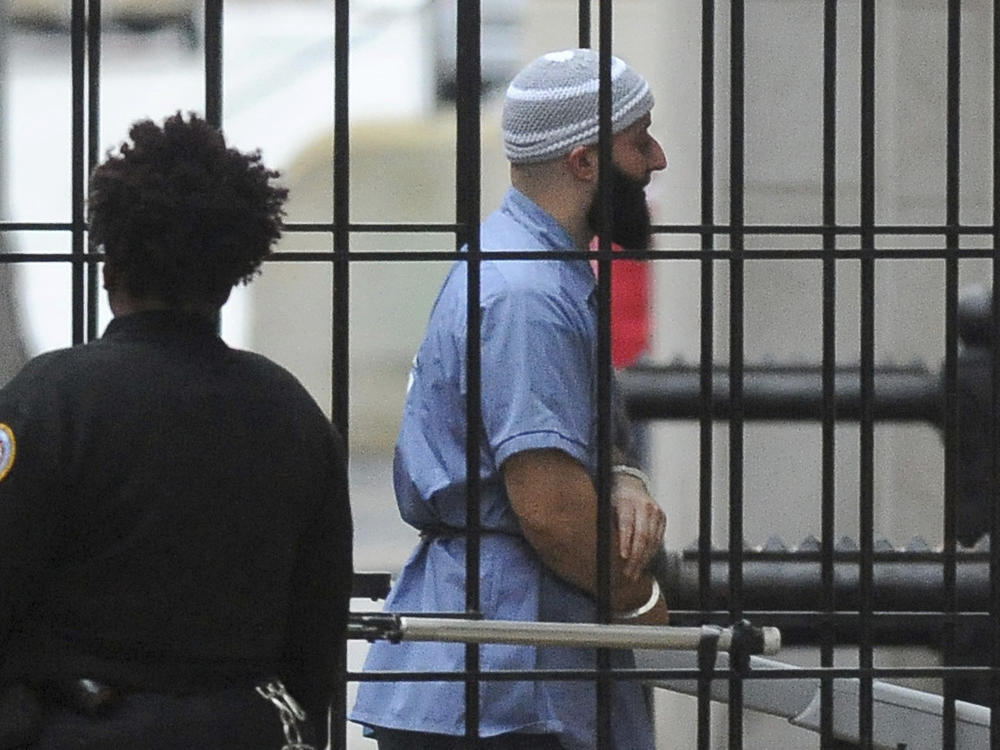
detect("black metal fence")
(1, 1), (998, 748)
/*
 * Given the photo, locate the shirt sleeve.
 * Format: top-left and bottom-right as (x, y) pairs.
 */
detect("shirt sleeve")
(0, 359), (67, 670)
(282, 422), (353, 728)
(479, 282), (595, 471)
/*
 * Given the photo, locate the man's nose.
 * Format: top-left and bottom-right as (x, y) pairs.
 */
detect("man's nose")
(648, 138), (667, 173)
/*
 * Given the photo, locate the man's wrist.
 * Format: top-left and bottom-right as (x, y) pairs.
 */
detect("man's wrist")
(611, 464), (651, 495)
(616, 578), (661, 620)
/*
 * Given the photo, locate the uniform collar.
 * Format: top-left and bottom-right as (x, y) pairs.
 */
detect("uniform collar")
(102, 309), (221, 342)
(500, 187), (597, 299)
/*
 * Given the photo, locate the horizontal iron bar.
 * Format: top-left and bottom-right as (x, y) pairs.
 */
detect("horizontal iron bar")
(620, 362), (942, 424)
(656, 549), (991, 612)
(266, 249), (996, 262)
(347, 664), (998, 683)
(0, 223), (75, 232)
(277, 222), (1000, 236)
(0, 249), (993, 264)
(0, 254), (99, 263)
(650, 223), (998, 236)
(4, 220), (997, 238)
(285, 222), (463, 234)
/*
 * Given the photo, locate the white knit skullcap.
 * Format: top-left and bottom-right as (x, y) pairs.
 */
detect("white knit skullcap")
(502, 48), (654, 165)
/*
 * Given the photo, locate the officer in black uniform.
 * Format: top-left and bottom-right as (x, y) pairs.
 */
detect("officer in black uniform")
(0, 112), (353, 749)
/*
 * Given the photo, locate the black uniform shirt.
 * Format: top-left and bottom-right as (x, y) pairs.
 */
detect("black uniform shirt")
(0, 310), (352, 721)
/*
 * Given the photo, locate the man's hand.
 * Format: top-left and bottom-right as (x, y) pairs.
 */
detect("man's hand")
(504, 449), (664, 618)
(612, 470), (666, 582)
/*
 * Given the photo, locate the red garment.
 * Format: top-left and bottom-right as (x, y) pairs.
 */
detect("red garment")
(590, 241), (651, 368)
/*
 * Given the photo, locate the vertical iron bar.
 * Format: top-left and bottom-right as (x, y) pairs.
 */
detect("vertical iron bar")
(728, 0), (746, 746)
(942, 1), (961, 746)
(820, 0), (837, 746)
(330, 1), (350, 748)
(578, 0), (590, 50)
(858, 0), (876, 745)
(204, 0), (223, 128)
(697, 1), (716, 748)
(992, 3), (1000, 746)
(456, 0), (482, 744)
(71, 0), (86, 345)
(595, 5), (614, 748)
(332, 0), (350, 451)
(86, 0), (100, 342)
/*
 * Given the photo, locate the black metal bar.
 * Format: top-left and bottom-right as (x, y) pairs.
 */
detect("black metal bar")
(595, 5), (614, 748)
(729, 0), (746, 746)
(204, 0), (223, 127)
(859, 0), (876, 744)
(286, 221), (461, 233)
(276, 246), (995, 263)
(698, 0), (716, 747)
(332, 0), (350, 447)
(671, 610), (996, 626)
(86, 0), (100, 342)
(71, 0), (86, 346)
(943, 1), (962, 745)
(649, 222), (999, 235)
(0, 254), (107, 263)
(992, 3), (1000, 746)
(820, 0), (837, 745)
(655, 546), (995, 614)
(646, 223), (1000, 237)
(647, 222), (998, 237)
(0, 223), (78, 232)
(347, 663), (1000, 682)
(329, 3), (350, 748)
(578, 0), (589, 49)
(619, 363), (941, 424)
(6, 245), (1000, 265)
(456, 0), (482, 743)
(277, 220), (1000, 238)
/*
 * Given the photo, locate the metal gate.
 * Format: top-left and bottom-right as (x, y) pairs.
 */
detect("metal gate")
(1, 1), (998, 748)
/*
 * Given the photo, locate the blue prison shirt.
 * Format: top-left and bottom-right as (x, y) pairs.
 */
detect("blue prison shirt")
(350, 188), (655, 750)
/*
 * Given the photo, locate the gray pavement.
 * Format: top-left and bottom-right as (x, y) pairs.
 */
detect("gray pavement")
(344, 454), (411, 750)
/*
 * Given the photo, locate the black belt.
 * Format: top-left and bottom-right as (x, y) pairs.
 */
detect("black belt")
(39, 677), (118, 717)
(37, 673), (275, 718)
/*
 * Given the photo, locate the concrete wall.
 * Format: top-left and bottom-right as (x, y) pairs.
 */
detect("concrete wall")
(249, 109), (510, 455)
(0, 0), (29, 387)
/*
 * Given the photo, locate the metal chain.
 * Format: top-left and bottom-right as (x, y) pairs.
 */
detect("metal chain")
(255, 680), (316, 750)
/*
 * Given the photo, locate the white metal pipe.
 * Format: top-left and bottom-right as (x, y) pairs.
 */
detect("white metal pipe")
(395, 617), (781, 654)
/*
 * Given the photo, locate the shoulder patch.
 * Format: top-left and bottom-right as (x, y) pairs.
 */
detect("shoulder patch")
(0, 423), (16, 483)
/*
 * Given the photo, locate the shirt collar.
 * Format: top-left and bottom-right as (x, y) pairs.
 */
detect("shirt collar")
(102, 309), (221, 343)
(500, 187), (597, 299)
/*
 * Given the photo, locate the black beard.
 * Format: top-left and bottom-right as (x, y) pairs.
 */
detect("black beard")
(586, 166), (652, 251)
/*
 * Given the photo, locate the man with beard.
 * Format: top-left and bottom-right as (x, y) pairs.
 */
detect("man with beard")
(351, 49), (668, 749)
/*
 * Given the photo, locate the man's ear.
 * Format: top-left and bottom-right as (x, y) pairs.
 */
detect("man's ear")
(566, 145), (598, 182)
